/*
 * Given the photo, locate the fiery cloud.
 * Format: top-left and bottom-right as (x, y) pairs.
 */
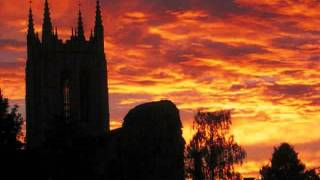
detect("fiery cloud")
(0, 0), (319, 177)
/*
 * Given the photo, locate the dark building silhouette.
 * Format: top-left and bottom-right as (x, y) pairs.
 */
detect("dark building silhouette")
(105, 100), (185, 180)
(26, 0), (109, 149)
(25, 1), (186, 179)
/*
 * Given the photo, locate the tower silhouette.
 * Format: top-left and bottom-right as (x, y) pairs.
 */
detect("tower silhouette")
(26, 0), (109, 149)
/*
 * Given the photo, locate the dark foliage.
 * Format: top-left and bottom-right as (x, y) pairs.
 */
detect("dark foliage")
(0, 89), (24, 179)
(260, 143), (320, 180)
(0, 89), (23, 151)
(305, 169), (320, 180)
(185, 110), (246, 180)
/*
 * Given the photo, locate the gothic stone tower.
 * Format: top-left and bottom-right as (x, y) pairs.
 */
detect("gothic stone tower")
(26, 0), (109, 149)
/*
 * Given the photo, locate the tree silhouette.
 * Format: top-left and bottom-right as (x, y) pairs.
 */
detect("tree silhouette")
(0, 89), (25, 180)
(186, 131), (205, 180)
(186, 110), (246, 180)
(0, 89), (23, 151)
(260, 143), (319, 180)
(305, 169), (320, 180)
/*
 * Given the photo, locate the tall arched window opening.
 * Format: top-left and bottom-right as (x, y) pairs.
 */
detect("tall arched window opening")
(63, 79), (71, 121)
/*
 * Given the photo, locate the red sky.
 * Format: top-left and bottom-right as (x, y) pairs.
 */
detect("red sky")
(0, 0), (320, 177)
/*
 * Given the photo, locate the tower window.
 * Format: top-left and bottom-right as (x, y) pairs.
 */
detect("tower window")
(63, 79), (71, 122)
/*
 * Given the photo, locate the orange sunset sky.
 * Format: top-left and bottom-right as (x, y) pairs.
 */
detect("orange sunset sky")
(0, 0), (320, 177)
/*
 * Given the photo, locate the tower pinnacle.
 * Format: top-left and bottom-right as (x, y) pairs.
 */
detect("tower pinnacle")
(94, 0), (104, 39)
(94, 0), (104, 52)
(28, 0), (35, 38)
(77, 1), (85, 41)
(42, 0), (53, 42)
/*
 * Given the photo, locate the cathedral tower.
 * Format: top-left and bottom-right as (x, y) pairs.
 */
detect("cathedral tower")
(26, 0), (109, 149)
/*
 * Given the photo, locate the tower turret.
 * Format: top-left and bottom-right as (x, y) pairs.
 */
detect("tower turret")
(27, 0), (37, 62)
(55, 27), (58, 39)
(71, 27), (75, 39)
(90, 29), (94, 40)
(42, 0), (53, 43)
(77, 2), (85, 41)
(27, 0), (35, 41)
(94, 0), (104, 48)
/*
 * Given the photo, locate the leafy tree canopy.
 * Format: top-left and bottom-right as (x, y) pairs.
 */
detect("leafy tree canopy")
(260, 143), (320, 180)
(0, 89), (23, 151)
(186, 110), (246, 180)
